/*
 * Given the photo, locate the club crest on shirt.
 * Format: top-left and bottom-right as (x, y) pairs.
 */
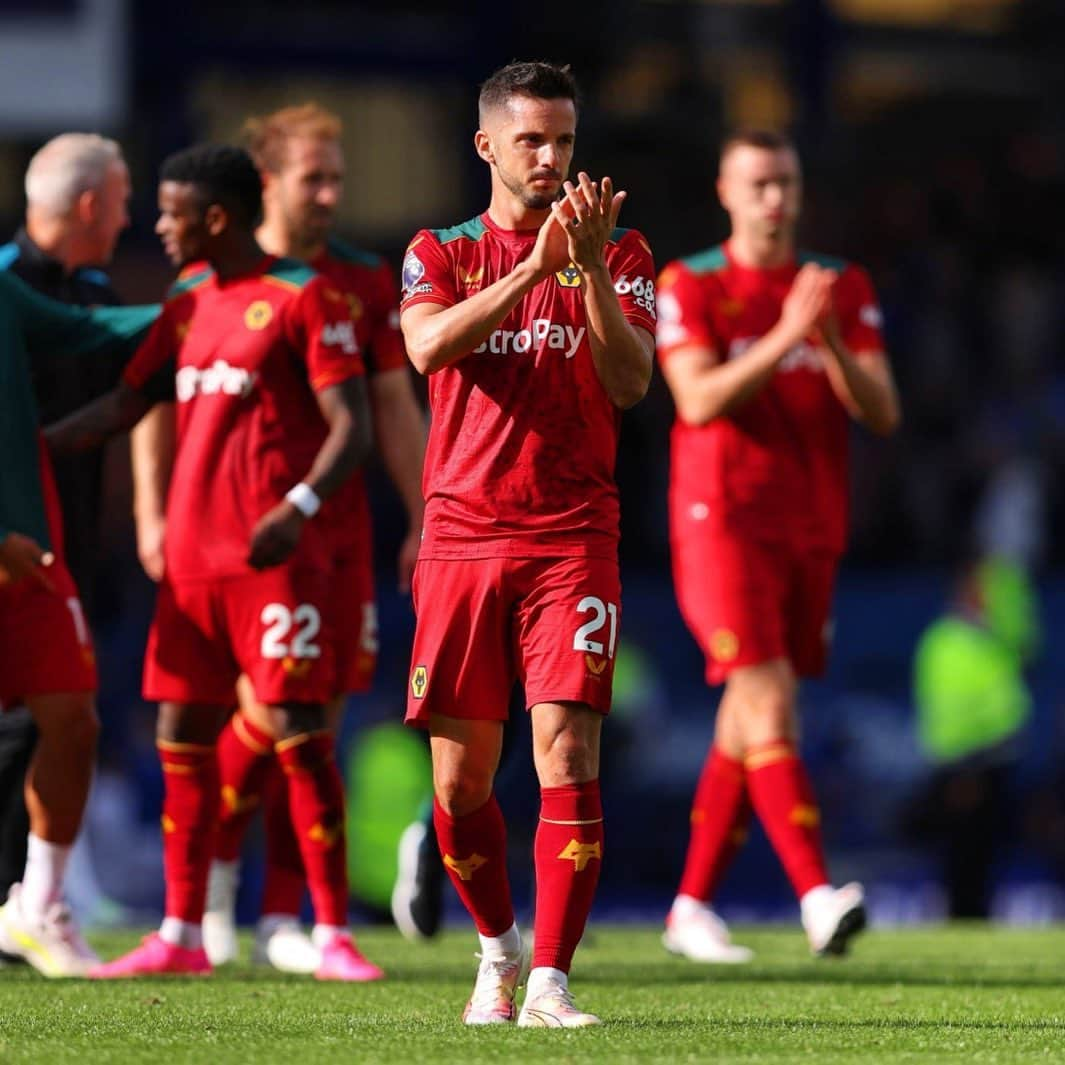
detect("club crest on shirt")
(555, 263), (582, 288)
(410, 664), (428, 699)
(244, 300), (273, 331)
(710, 629), (740, 662)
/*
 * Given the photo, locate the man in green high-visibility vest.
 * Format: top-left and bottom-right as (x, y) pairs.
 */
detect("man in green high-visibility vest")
(911, 556), (1039, 918)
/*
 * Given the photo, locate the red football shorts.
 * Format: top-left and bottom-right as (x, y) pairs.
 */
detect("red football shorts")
(405, 555), (621, 726)
(331, 552), (377, 696)
(672, 531), (838, 684)
(144, 566), (336, 706)
(0, 561), (96, 706)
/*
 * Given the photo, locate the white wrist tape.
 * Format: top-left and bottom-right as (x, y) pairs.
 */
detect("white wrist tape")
(285, 482), (321, 518)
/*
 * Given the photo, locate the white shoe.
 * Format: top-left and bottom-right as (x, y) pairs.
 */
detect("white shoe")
(252, 917), (320, 974)
(802, 882), (867, 956)
(462, 943), (528, 1025)
(517, 981), (600, 1028)
(202, 859), (239, 965)
(0, 882), (99, 977)
(662, 900), (753, 963)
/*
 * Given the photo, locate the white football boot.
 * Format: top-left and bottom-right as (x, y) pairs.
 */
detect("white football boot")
(252, 916), (320, 974)
(801, 882), (867, 956)
(0, 883), (99, 977)
(517, 976), (600, 1028)
(462, 941), (528, 1025)
(662, 897), (754, 963)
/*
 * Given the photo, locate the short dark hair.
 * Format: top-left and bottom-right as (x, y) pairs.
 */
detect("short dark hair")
(719, 129), (797, 168)
(159, 143), (263, 228)
(478, 61), (579, 124)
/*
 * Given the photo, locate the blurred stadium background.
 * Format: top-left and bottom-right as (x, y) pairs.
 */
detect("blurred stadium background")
(2, 0), (1064, 929)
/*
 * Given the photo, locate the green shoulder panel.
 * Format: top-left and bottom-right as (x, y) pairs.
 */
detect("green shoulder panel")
(264, 257), (318, 288)
(608, 226), (631, 243)
(166, 268), (212, 301)
(798, 249), (848, 272)
(680, 246), (727, 274)
(431, 216), (487, 245)
(326, 236), (383, 269)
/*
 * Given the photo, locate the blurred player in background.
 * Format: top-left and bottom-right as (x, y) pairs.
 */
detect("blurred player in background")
(0, 269), (156, 976)
(656, 130), (900, 962)
(129, 104), (427, 972)
(0, 134), (129, 933)
(400, 61), (655, 1027)
(202, 102), (426, 971)
(47, 144), (381, 981)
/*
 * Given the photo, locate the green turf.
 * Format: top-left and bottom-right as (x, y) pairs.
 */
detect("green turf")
(2, 925), (1065, 1063)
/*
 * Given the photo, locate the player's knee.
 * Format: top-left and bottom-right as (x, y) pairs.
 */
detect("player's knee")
(433, 764), (494, 817)
(536, 730), (598, 787)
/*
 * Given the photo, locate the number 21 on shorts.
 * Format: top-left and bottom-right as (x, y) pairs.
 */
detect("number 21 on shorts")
(572, 596), (618, 657)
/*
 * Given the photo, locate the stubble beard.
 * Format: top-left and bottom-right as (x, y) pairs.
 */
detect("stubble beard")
(498, 163), (560, 212)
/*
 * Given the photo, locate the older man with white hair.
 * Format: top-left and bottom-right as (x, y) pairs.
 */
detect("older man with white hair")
(0, 132), (130, 959)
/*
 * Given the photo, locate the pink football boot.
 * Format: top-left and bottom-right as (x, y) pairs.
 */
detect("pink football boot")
(90, 933), (212, 978)
(314, 934), (385, 982)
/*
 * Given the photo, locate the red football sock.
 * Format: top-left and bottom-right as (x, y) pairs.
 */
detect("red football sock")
(676, 746), (751, 903)
(745, 740), (829, 898)
(275, 731), (348, 927)
(157, 740), (219, 923)
(214, 712), (275, 862)
(532, 780), (604, 973)
(261, 759), (305, 917)
(433, 794), (513, 938)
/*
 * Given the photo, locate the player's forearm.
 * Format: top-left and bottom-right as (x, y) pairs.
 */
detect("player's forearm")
(302, 380), (373, 502)
(130, 402), (176, 521)
(372, 385), (427, 532)
(582, 265), (652, 409)
(674, 324), (796, 425)
(403, 261), (543, 374)
(44, 384), (152, 455)
(821, 338), (901, 435)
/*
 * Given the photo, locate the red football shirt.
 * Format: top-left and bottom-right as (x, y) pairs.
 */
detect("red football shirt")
(123, 257), (365, 581)
(656, 241), (886, 556)
(400, 212), (656, 560)
(310, 237), (405, 564)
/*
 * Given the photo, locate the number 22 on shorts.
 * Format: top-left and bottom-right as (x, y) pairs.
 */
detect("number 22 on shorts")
(260, 602), (321, 660)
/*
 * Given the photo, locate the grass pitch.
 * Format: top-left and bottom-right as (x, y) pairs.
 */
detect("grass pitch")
(2, 924), (1064, 1063)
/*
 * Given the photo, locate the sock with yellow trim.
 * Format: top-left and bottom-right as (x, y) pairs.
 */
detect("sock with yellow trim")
(532, 780), (604, 972)
(214, 711), (275, 862)
(275, 731), (348, 927)
(157, 740), (218, 923)
(433, 794), (513, 937)
(676, 746), (750, 904)
(745, 740), (829, 898)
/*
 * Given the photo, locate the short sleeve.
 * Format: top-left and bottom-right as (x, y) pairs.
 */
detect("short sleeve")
(366, 260), (408, 374)
(605, 230), (657, 335)
(655, 262), (720, 365)
(837, 265), (886, 359)
(399, 231), (457, 311)
(122, 301), (179, 394)
(291, 278), (366, 393)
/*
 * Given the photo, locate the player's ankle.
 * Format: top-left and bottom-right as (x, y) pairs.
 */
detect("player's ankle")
(159, 916), (203, 950)
(478, 921), (521, 960)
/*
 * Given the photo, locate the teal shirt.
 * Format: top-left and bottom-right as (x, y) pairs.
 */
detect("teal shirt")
(0, 270), (158, 548)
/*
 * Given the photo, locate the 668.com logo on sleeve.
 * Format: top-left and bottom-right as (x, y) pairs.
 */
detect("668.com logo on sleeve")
(613, 274), (656, 317)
